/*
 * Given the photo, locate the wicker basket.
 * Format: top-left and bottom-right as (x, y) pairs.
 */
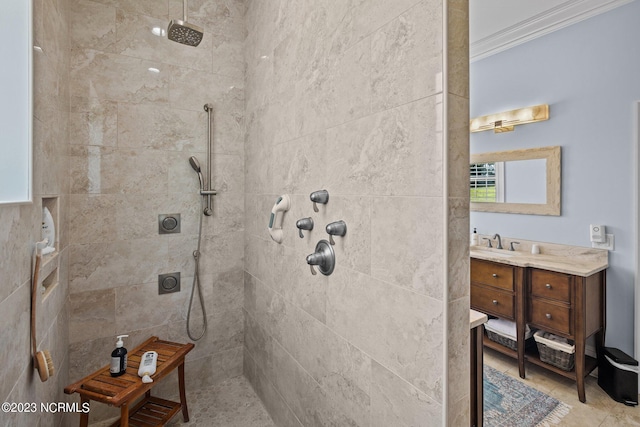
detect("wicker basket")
(486, 329), (518, 351)
(485, 319), (534, 351)
(534, 330), (575, 371)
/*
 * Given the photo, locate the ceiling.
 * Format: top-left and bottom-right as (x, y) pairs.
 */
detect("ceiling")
(470, 0), (635, 61)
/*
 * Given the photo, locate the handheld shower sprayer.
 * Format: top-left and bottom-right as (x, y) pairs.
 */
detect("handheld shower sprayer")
(189, 156), (204, 190)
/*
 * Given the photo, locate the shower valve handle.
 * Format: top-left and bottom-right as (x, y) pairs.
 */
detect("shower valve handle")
(325, 220), (347, 245)
(296, 217), (314, 238)
(310, 190), (329, 212)
(306, 240), (335, 276)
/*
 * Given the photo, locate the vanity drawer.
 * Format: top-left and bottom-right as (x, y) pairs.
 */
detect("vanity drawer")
(530, 269), (571, 303)
(471, 284), (515, 320)
(470, 259), (515, 291)
(530, 299), (571, 336)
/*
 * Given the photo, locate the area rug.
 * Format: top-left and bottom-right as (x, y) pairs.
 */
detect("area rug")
(484, 365), (571, 427)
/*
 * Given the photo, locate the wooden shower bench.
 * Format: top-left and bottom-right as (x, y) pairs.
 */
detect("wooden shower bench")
(65, 336), (194, 427)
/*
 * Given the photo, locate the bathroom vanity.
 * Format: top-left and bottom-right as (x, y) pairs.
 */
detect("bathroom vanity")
(470, 240), (608, 403)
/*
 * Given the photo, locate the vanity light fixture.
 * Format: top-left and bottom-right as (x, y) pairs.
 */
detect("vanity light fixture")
(470, 104), (549, 133)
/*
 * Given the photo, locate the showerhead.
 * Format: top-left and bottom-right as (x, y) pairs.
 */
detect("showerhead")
(168, 0), (203, 47)
(168, 19), (203, 47)
(189, 156), (205, 190)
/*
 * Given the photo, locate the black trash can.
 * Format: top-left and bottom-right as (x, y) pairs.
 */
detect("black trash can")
(598, 347), (638, 406)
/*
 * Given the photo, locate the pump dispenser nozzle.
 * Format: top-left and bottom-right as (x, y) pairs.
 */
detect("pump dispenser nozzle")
(116, 335), (129, 347)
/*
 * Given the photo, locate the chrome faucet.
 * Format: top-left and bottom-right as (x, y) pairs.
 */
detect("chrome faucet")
(493, 233), (503, 250)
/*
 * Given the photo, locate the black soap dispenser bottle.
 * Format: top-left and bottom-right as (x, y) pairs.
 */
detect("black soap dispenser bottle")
(110, 335), (129, 377)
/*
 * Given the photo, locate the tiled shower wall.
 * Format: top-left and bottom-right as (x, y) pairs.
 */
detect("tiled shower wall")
(0, 0), (71, 425)
(243, 0), (470, 426)
(66, 0), (245, 421)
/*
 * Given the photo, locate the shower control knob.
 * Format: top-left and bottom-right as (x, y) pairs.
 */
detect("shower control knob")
(306, 240), (335, 276)
(310, 190), (329, 212)
(296, 217), (314, 238)
(325, 220), (347, 245)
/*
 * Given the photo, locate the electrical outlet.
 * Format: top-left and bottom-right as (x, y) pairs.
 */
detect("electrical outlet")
(592, 234), (614, 251)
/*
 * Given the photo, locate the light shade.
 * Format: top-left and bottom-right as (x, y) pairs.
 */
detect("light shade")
(470, 104), (549, 133)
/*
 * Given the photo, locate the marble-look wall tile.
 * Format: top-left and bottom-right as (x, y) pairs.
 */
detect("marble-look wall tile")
(115, 281), (188, 331)
(370, 0), (443, 112)
(250, 360), (304, 427)
(199, 230), (244, 276)
(327, 270), (444, 401)
(68, 194), (118, 245)
(69, 239), (169, 292)
(0, 282), (31, 402)
(448, 197), (470, 301)
(169, 66), (243, 113)
(69, 0), (116, 54)
(69, 146), (168, 194)
(271, 132), (327, 194)
(155, 347), (244, 396)
(168, 308), (243, 361)
(42, 0), (70, 76)
(371, 196), (444, 298)
(70, 49), (170, 103)
(326, 97), (443, 197)
(351, 0), (422, 41)
(447, 0), (469, 99)
(248, 274), (372, 425)
(117, 103), (207, 152)
(246, 311), (364, 427)
(69, 97), (118, 147)
(447, 297), (470, 417)
(0, 206), (33, 303)
(91, 0), (170, 20)
(275, 245), (327, 323)
(371, 361), (442, 427)
(447, 94), (470, 198)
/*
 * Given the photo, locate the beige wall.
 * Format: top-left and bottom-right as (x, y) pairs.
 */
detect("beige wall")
(0, 0), (71, 425)
(65, 0), (245, 421)
(243, 0), (469, 426)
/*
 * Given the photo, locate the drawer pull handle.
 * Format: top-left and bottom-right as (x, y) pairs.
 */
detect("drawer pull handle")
(492, 274), (498, 278)
(545, 284), (552, 289)
(492, 300), (498, 305)
(546, 313), (552, 319)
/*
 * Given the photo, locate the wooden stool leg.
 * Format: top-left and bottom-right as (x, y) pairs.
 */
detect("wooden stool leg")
(179, 362), (189, 422)
(120, 404), (129, 427)
(79, 397), (90, 427)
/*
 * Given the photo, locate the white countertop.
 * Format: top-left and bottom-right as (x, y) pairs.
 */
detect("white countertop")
(470, 309), (488, 330)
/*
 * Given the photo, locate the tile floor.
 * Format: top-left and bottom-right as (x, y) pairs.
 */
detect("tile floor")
(166, 376), (275, 427)
(89, 376), (275, 427)
(484, 348), (640, 426)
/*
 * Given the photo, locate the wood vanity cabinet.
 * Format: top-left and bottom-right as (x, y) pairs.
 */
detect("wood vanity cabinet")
(470, 258), (606, 403)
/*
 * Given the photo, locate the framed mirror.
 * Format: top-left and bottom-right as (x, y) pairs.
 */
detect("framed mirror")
(0, 0), (32, 204)
(470, 146), (561, 215)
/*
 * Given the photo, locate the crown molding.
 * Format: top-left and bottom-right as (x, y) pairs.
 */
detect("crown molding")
(471, 0), (634, 62)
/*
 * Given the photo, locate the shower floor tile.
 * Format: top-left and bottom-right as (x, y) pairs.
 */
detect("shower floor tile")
(167, 376), (275, 427)
(88, 376), (275, 427)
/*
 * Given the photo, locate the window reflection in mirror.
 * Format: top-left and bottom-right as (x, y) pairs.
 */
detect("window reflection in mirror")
(470, 159), (547, 204)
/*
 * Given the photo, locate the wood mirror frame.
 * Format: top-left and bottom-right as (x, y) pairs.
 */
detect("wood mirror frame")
(470, 146), (561, 216)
